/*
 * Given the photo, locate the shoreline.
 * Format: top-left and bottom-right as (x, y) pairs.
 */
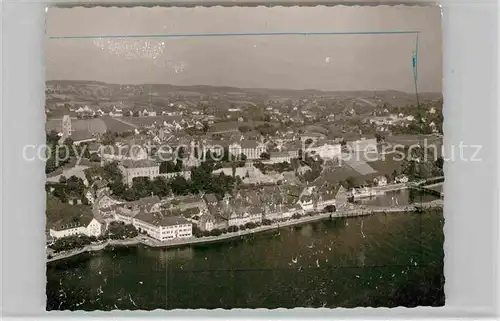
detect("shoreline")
(47, 200), (443, 263)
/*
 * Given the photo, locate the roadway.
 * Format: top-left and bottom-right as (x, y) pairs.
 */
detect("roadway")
(110, 116), (139, 129)
(49, 198), (443, 262)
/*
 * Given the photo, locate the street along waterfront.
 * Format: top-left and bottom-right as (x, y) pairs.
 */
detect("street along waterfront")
(46, 185), (442, 262)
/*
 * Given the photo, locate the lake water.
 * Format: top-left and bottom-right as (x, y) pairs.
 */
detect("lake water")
(46, 209), (444, 310)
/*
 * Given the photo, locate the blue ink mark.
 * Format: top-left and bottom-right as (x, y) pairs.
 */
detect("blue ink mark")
(412, 34), (421, 111)
(412, 51), (418, 82)
(412, 33), (420, 83)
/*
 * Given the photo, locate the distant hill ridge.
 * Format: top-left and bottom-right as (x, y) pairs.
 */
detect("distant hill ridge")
(46, 80), (442, 99)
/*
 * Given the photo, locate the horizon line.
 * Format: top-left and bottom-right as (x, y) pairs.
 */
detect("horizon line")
(48, 30), (419, 39)
(46, 80), (442, 96)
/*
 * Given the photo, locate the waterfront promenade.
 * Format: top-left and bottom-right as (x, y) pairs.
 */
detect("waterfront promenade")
(47, 238), (140, 263)
(47, 199), (443, 263)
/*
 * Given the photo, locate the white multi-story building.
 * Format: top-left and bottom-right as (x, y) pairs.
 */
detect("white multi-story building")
(229, 140), (267, 160)
(119, 160), (161, 186)
(49, 217), (103, 239)
(260, 151), (295, 164)
(132, 211), (192, 241)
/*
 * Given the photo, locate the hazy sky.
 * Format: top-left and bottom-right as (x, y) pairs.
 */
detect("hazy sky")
(46, 6), (442, 92)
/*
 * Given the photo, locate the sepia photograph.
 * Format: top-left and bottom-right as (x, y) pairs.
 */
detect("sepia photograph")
(43, 5), (444, 310)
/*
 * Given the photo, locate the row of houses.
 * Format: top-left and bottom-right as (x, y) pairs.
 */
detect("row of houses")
(74, 105), (159, 118)
(229, 137), (377, 161)
(198, 183), (348, 231)
(98, 138), (346, 164)
(97, 121), (379, 166)
(75, 105), (213, 119)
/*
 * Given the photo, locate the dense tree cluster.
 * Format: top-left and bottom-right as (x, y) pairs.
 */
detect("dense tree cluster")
(188, 162), (242, 196)
(47, 175), (87, 204)
(46, 194), (92, 225)
(159, 160), (183, 173)
(100, 131), (133, 146)
(49, 235), (96, 253)
(123, 176), (172, 200)
(254, 123), (278, 136)
(299, 155), (324, 183)
(253, 161), (293, 174)
(400, 146), (444, 180)
(105, 222), (138, 240)
(192, 221), (262, 238)
(259, 152), (271, 160)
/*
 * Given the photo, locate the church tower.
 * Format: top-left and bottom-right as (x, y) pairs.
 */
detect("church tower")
(62, 115), (72, 138)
